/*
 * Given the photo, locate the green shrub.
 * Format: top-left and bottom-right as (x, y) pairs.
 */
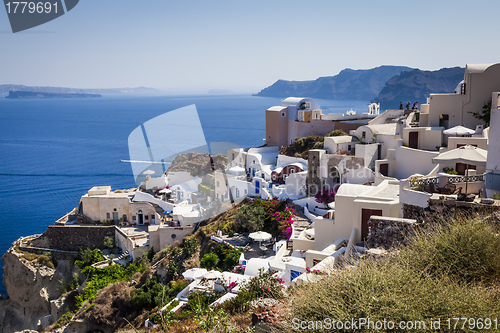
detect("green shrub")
(37, 253), (55, 269)
(233, 203), (267, 232)
(55, 311), (74, 328)
(223, 251), (240, 270)
(74, 248), (105, 269)
(182, 238), (199, 259)
(221, 289), (257, 314)
(165, 261), (182, 282)
(75, 261), (144, 308)
(187, 290), (224, 311)
(131, 277), (188, 312)
(104, 236), (114, 250)
(210, 242), (242, 271)
(21, 251), (55, 269)
(327, 129), (348, 137)
(187, 290), (208, 311)
(312, 141), (324, 149)
(443, 167), (458, 175)
(200, 253), (219, 270)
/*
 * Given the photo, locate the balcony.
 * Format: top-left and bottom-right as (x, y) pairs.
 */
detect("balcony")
(408, 173), (485, 196)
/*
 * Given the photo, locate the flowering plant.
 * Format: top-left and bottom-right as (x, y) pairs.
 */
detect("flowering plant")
(233, 264), (245, 274)
(228, 281), (239, 291)
(306, 267), (325, 275)
(254, 198), (295, 240)
(243, 271), (285, 299)
(315, 189), (336, 205)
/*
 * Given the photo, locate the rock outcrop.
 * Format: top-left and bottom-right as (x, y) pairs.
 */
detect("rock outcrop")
(0, 239), (77, 332)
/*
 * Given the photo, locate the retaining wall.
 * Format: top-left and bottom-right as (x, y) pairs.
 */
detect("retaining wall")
(30, 225), (115, 251)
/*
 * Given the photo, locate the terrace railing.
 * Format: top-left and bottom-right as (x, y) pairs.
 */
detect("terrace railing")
(408, 176), (439, 190)
(446, 174), (485, 184)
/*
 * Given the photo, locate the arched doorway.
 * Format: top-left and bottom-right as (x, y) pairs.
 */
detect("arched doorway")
(137, 210), (144, 225)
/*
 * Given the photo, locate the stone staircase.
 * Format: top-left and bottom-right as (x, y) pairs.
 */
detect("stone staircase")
(117, 250), (130, 261)
(287, 210), (311, 250)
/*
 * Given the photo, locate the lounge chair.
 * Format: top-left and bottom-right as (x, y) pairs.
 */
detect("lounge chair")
(423, 183), (437, 193)
(436, 183), (456, 195)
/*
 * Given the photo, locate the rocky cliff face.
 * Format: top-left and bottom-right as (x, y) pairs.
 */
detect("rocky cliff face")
(254, 65), (414, 100)
(0, 240), (76, 332)
(373, 67), (465, 109)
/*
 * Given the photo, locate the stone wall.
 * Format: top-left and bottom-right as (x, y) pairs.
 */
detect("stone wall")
(30, 226), (115, 251)
(366, 216), (418, 249)
(402, 199), (500, 223)
(17, 245), (77, 260)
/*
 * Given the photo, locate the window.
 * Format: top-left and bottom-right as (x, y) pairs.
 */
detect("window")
(216, 181), (220, 187)
(362, 131), (366, 138)
(132, 216), (136, 221)
(348, 145), (352, 151)
(123, 215), (128, 222)
(113, 208), (117, 211)
(439, 114), (449, 128)
(236, 188), (240, 198)
(151, 215), (155, 220)
(290, 168), (295, 174)
(291, 270), (302, 281)
(244, 189), (248, 195)
(106, 213), (110, 219)
(145, 215), (149, 220)
(232, 153), (235, 160)
(269, 136), (271, 139)
(281, 112), (285, 117)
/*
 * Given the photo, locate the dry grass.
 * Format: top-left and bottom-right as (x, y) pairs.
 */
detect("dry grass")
(289, 215), (500, 332)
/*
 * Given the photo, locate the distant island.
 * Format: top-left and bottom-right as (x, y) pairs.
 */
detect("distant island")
(6, 90), (102, 99)
(0, 84), (161, 97)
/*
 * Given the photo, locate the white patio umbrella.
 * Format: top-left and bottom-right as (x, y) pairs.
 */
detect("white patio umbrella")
(228, 166), (246, 174)
(182, 268), (207, 281)
(143, 169), (156, 175)
(432, 145), (487, 193)
(443, 125), (475, 136)
(158, 188), (171, 194)
(249, 231), (272, 247)
(204, 270), (222, 280)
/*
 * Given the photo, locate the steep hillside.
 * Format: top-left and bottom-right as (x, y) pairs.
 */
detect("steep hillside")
(373, 67), (465, 109)
(254, 65), (414, 100)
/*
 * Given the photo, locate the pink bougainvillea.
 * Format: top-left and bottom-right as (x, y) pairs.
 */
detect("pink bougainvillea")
(249, 198), (296, 240)
(314, 189), (336, 205)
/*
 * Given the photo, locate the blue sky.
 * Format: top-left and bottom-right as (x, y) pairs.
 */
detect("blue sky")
(1, 0), (498, 93)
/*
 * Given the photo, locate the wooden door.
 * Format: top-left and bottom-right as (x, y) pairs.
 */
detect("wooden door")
(361, 209), (383, 240)
(409, 131), (419, 149)
(379, 163), (389, 177)
(456, 163), (476, 175)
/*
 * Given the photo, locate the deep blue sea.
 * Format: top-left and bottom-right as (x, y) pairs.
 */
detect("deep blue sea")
(0, 94), (369, 294)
